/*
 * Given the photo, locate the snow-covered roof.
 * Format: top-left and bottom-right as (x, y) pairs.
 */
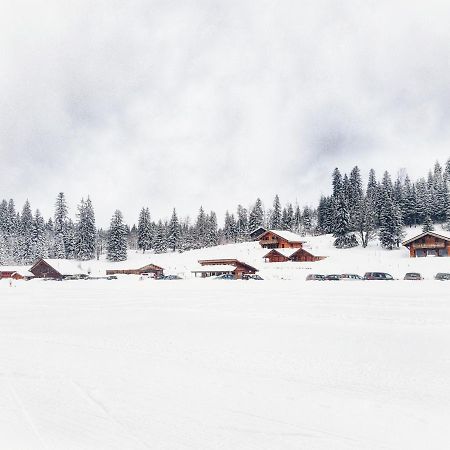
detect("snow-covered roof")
(265, 230), (306, 243)
(192, 264), (236, 272)
(40, 259), (88, 276)
(402, 231), (450, 246)
(0, 266), (34, 277)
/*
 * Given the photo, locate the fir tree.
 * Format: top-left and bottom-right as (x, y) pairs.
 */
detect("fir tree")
(270, 195), (282, 229)
(167, 208), (180, 251)
(107, 210), (128, 261)
(422, 216), (434, 233)
(75, 197), (96, 260)
(153, 221), (168, 254)
(137, 207), (152, 252)
(332, 193), (358, 248)
(249, 198), (264, 232)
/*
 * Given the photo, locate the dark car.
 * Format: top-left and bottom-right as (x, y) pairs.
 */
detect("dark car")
(404, 272), (422, 280)
(435, 273), (450, 281)
(363, 272), (394, 280)
(215, 274), (235, 280)
(325, 274), (341, 281)
(243, 274), (264, 280)
(306, 274), (326, 281)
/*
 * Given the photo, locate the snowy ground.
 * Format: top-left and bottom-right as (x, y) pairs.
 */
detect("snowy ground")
(1, 278), (450, 449)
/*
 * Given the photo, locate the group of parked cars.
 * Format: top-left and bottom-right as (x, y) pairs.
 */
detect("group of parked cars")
(306, 272), (450, 281)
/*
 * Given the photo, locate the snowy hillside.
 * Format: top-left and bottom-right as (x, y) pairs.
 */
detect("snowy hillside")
(71, 225), (450, 281)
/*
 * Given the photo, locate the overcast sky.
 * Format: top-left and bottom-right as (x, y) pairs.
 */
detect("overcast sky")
(1, 0), (450, 226)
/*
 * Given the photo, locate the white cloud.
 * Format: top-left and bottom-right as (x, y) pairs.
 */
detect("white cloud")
(1, 0), (450, 225)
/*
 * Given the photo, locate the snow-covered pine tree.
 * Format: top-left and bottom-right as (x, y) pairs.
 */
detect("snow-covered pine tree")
(354, 196), (376, 248)
(107, 210), (128, 261)
(248, 198), (264, 232)
(281, 204), (294, 231)
(19, 200), (34, 264)
(332, 193), (358, 248)
(64, 219), (77, 259)
(195, 207), (207, 248)
(206, 212), (219, 247)
(153, 221), (168, 254)
(223, 211), (237, 243)
(348, 166), (363, 229)
(270, 195), (282, 229)
(137, 207), (152, 252)
(236, 205), (249, 241)
(53, 232), (66, 259)
(74, 197), (96, 260)
(379, 193), (404, 249)
(302, 206), (312, 235)
(332, 168), (343, 198)
(32, 209), (47, 260)
(167, 208), (180, 251)
(422, 216), (434, 233)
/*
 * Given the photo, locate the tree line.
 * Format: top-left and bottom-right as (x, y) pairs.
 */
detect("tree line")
(1, 158), (449, 264)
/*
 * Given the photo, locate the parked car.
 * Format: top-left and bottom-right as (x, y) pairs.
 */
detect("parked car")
(435, 273), (450, 281)
(243, 274), (264, 280)
(306, 274), (326, 281)
(340, 274), (363, 280)
(325, 274), (341, 281)
(404, 272), (423, 280)
(363, 272), (394, 280)
(215, 274), (235, 280)
(158, 275), (182, 280)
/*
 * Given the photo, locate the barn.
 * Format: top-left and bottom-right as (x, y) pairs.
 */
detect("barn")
(258, 230), (305, 249)
(192, 259), (258, 279)
(29, 259), (89, 279)
(402, 231), (450, 257)
(106, 263), (164, 278)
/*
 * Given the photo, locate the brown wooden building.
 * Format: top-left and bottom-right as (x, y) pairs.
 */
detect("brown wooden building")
(402, 232), (450, 257)
(258, 230), (305, 249)
(106, 263), (164, 277)
(193, 259), (258, 279)
(29, 259), (88, 279)
(0, 266), (34, 280)
(263, 248), (326, 263)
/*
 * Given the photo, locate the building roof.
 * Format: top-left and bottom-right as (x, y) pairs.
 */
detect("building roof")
(0, 266), (34, 277)
(197, 259), (259, 273)
(261, 229), (306, 243)
(402, 231), (450, 246)
(249, 227), (268, 239)
(32, 259), (88, 276)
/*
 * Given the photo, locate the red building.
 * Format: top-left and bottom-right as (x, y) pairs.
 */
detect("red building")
(263, 248), (326, 263)
(258, 230), (305, 249)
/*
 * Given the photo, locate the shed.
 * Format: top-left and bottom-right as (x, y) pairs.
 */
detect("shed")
(29, 258), (88, 279)
(106, 263), (164, 278)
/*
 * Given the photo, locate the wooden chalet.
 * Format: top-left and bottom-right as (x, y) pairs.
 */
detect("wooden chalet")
(0, 266), (34, 280)
(30, 258), (89, 279)
(258, 230), (305, 249)
(106, 263), (164, 278)
(402, 232), (450, 257)
(192, 259), (258, 279)
(263, 248), (326, 263)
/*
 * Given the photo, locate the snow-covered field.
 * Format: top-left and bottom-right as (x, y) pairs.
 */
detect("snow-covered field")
(1, 278), (450, 449)
(2, 229), (450, 449)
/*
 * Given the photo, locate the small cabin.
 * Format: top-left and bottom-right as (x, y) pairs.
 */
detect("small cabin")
(402, 232), (450, 257)
(192, 259), (258, 279)
(106, 263), (164, 278)
(29, 258), (88, 279)
(258, 230), (305, 249)
(263, 248), (326, 263)
(0, 266), (34, 280)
